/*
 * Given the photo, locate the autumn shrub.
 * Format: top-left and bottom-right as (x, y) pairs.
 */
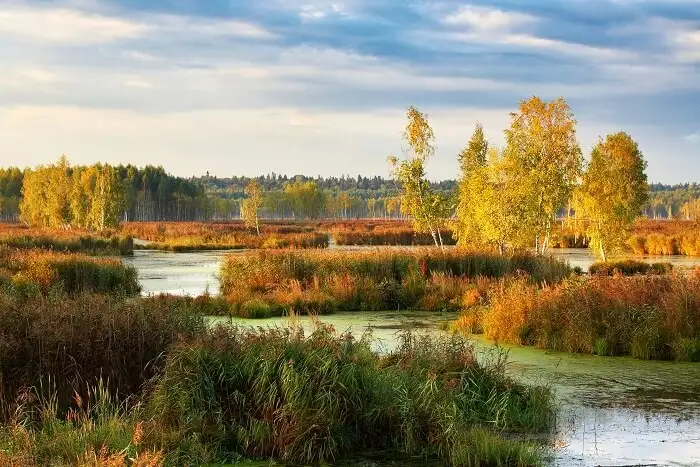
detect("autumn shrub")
(589, 259), (672, 276)
(0, 247), (139, 296)
(147, 326), (552, 465)
(220, 249), (570, 314)
(466, 273), (700, 361)
(0, 293), (205, 418)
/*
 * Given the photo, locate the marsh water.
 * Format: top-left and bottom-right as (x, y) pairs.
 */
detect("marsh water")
(124, 249), (700, 466)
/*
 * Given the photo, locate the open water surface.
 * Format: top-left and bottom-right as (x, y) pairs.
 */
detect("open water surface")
(124, 249), (700, 466)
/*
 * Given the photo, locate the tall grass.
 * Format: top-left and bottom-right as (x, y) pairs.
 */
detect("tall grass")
(589, 259), (672, 276)
(334, 229), (458, 246)
(122, 221), (327, 251)
(0, 293), (205, 417)
(0, 329), (553, 467)
(148, 326), (552, 465)
(0, 224), (133, 256)
(220, 249), (570, 315)
(0, 247), (140, 296)
(0, 382), (164, 466)
(456, 272), (700, 361)
(552, 219), (700, 256)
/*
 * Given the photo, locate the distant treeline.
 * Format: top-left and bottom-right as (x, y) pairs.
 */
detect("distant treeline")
(0, 160), (696, 223)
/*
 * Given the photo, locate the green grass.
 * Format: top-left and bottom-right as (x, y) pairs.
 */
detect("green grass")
(148, 326), (552, 465)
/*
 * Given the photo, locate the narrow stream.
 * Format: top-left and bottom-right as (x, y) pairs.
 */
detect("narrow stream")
(123, 249), (700, 466)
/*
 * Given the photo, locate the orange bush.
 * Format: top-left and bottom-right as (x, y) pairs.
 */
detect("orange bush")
(463, 273), (700, 360)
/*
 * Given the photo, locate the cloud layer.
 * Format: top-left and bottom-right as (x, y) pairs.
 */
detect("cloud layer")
(0, 0), (698, 182)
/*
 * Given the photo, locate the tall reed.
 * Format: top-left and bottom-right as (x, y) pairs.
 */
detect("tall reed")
(0, 224), (133, 256)
(0, 247), (140, 296)
(462, 272), (700, 361)
(0, 293), (205, 418)
(220, 249), (570, 315)
(148, 326), (552, 465)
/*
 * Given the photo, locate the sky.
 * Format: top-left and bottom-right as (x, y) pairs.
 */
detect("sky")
(0, 0), (698, 183)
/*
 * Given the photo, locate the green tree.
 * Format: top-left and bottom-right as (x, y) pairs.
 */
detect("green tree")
(389, 106), (450, 250)
(503, 97), (582, 254)
(284, 181), (326, 219)
(241, 180), (263, 235)
(574, 132), (648, 261)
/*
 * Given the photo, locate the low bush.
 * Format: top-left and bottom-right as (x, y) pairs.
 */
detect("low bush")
(334, 229), (457, 246)
(457, 272), (700, 361)
(589, 259), (672, 276)
(240, 298), (272, 319)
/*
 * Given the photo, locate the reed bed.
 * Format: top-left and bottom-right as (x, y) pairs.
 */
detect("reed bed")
(0, 304), (553, 466)
(627, 227), (700, 256)
(0, 293), (206, 418)
(0, 224), (133, 256)
(148, 326), (552, 465)
(0, 247), (139, 296)
(220, 249), (570, 316)
(455, 272), (700, 361)
(589, 259), (673, 276)
(334, 229), (457, 246)
(552, 219), (700, 256)
(122, 221), (327, 250)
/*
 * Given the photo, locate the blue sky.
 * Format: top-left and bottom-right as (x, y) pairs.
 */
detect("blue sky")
(0, 0), (698, 182)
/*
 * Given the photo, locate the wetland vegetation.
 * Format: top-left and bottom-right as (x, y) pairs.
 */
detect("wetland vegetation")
(0, 96), (698, 466)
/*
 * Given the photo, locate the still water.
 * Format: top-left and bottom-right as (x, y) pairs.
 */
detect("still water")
(124, 249), (700, 466)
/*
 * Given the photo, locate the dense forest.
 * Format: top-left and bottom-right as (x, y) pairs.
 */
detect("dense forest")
(0, 158), (696, 224)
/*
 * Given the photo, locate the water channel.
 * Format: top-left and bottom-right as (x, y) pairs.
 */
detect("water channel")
(123, 249), (700, 466)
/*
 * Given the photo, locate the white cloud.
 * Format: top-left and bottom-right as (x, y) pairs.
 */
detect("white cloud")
(18, 69), (61, 84)
(439, 4), (633, 62)
(0, 3), (276, 46)
(670, 29), (700, 63)
(686, 132), (700, 143)
(153, 15), (276, 39)
(124, 77), (154, 89)
(299, 3), (348, 21)
(444, 5), (536, 31)
(0, 5), (146, 43)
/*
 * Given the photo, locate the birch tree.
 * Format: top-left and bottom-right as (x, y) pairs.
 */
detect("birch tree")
(389, 106), (449, 251)
(574, 132), (648, 261)
(241, 180), (263, 235)
(503, 97), (582, 254)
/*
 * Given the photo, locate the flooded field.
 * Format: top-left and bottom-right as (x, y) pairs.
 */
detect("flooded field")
(125, 249), (700, 466)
